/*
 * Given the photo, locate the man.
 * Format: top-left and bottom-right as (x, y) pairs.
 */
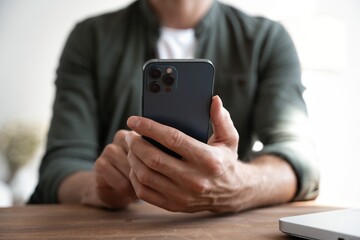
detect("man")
(29, 0), (319, 213)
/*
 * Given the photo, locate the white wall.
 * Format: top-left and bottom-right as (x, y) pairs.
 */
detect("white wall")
(0, 0), (359, 207)
(0, 0), (133, 126)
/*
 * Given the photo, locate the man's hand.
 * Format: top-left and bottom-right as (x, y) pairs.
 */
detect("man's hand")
(125, 96), (244, 212)
(58, 130), (138, 209)
(92, 130), (138, 208)
(126, 96), (297, 213)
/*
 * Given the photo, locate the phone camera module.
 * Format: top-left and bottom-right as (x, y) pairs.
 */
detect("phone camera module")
(149, 81), (161, 93)
(150, 68), (162, 79)
(163, 75), (175, 86)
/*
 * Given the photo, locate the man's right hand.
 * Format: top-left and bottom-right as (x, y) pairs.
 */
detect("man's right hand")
(93, 130), (138, 208)
(58, 130), (138, 209)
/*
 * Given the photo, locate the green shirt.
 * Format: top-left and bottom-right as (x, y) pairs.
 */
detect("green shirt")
(29, 0), (319, 204)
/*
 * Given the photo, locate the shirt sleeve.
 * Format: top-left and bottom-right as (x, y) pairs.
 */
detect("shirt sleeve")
(29, 20), (99, 203)
(251, 22), (320, 201)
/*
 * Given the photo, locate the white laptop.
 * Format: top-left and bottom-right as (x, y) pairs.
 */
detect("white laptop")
(279, 208), (360, 240)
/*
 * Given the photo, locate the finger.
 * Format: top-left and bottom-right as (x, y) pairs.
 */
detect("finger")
(125, 131), (185, 179)
(127, 116), (213, 163)
(128, 169), (170, 209)
(94, 157), (134, 196)
(102, 144), (131, 178)
(126, 132), (222, 196)
(128, 148), (192, 201)
(209, 95), (239, 149)
(126, 133), (219, 193)
(113, 130), (130, 152)
(129, 169), (213, 213)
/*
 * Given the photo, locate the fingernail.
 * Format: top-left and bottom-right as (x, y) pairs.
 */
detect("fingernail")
(127, 116), (140, 129)
(213, 95), (223, 108)
(217, 95), (223, 107)
(125, 134), (130, 144)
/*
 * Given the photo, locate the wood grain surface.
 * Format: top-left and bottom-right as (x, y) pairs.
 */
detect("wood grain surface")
(0, 202), (337, 239)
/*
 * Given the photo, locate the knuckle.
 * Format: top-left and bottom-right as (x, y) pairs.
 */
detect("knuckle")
(114, 130), (130, 147)
(232, 130), (239, 142)
(147, 153), (163, 170)
(94, 157), (107, 173)
(165, 130), (183, 148)
(206, 150), (218, 163)
(137, 169), (151, 186)
(209, 161), (224, 176)
(103, 144), (117, 156)
(206, 152), (224, 176)
(94, 156), (110, 173)
(114, 130), (127, 142)
(144, 120), (155, 133)
(191, 178), (211, 195)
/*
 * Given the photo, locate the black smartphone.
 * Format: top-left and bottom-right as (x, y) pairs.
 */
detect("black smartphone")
(142, 59), (215, 158)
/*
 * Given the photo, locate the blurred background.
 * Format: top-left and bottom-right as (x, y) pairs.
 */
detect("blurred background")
(0, 0), (359, 207)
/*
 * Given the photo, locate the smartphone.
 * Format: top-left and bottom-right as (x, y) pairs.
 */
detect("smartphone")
(142, 59), (215, 158)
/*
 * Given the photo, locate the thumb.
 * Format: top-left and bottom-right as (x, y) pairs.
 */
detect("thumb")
(209, 96), (239, 149)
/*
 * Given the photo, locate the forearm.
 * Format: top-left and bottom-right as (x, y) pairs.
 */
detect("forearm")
(226, 155), (297, 212)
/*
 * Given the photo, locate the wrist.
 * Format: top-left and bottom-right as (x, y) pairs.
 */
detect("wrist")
(216, 155), (297, 213)
(58, 171), (106, 207)
(249, 155), (297, 204)
(233, 160), (264, 211)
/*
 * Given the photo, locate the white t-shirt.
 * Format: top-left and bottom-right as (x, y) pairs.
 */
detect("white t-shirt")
(157, 26), (196, 59)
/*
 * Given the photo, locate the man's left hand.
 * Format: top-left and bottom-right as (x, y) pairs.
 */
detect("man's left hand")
(126, 96), (257, 213)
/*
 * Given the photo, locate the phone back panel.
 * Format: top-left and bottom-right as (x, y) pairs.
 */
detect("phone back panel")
(142, 59), (215, 144)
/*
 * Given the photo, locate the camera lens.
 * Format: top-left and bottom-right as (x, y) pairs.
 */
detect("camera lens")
(149, 81), (161, 93)
(150, 68), (162, 79)
(163, 75), (175, 86)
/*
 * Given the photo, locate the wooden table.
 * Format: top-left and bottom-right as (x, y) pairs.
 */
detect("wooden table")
(0, 202), (337, 239)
